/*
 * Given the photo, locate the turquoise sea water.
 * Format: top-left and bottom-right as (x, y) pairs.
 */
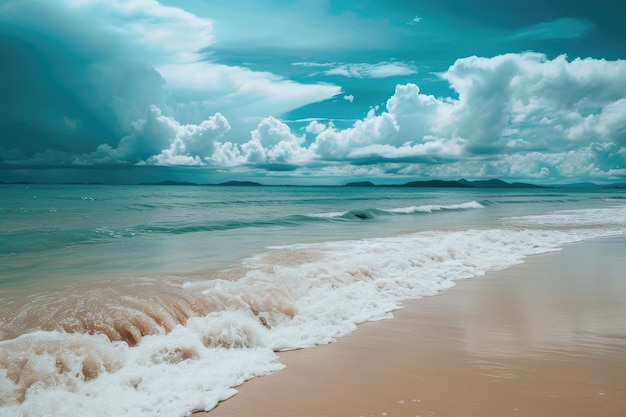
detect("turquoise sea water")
(1, 184), (625, 416)
(0, 185), (527, 284)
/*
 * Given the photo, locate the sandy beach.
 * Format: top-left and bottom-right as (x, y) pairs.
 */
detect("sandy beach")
(198, 236), (626, 417)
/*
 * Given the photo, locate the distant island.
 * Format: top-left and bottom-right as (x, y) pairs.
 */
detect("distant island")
(140, 180), (199, 186)
(215, 180), (264, 186)
(141, 179), (547, 188)
(139, 180), (264, 186)
(0, 181), (33, 185)
(344, 179), (545, 188)
(1, 179), (625, 188)
(343, 179), (626, 189)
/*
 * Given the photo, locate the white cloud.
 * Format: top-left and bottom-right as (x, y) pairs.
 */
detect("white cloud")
(438, 53), (626, 153)
(75, 106), (231, 166)
(383, 147), (605, 182)
(325, 62), (417, 78)
(292, 62), (336, 68)
(310, 110), (400, 159)
(5, 32), (625, 184)
(408, 16), (423, 25)
(244, 117), (307, 165)
(347, 140), (464, 162)
(148, 111), (231, 166)
(63, 0), (341, 126)
(117, 105), (180, 161)
(126, 52), (624, 181)
(385, 83), (444, 141)
(299, 53), (626, 181)
(64, 0), (214, 63)
(564, 99), (626, 142)
(305, 120), (327, 135)
(76, 112), (312, 169)
(160, 62), (341, 122)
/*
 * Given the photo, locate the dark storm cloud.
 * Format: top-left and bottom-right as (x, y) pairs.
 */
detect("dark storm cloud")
(0, 0), (168, 162)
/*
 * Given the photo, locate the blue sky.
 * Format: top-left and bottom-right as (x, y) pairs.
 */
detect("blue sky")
(1, 0), (625, 184)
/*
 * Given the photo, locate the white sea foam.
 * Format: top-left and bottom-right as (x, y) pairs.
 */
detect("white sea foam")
(305, 201), (483, 218)
(508, 205), (626, 229)
(383, 200), (484, 214)
(1, 205), (625, 416)
(305, 211), (349, 218)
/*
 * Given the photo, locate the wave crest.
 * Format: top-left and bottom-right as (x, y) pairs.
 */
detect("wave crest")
(304, 200), (484, 220)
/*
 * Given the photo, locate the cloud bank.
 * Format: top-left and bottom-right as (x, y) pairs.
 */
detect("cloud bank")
(4, 50), (624, 183)
(0, 0), (624, 184)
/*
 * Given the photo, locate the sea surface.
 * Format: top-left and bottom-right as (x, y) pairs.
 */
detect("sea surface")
(1, 184), (625, 416)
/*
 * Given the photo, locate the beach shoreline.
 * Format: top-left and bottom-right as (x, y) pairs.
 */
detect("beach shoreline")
(198, 236), (626, 417)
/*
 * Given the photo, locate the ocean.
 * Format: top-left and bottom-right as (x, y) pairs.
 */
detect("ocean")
(1, 184), (625, 416)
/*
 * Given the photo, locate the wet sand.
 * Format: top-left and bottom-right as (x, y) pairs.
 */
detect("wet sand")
(198, 236), (626, 417)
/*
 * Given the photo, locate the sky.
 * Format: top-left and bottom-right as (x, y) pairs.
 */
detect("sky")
(1, 0), (625, 185)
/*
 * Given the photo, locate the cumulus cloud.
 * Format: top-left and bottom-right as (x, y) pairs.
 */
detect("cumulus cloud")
(299, 53), (626, 181)
(243, 117), (307, 167)
(73, 111), (308, 171)
(431, 53), (626, 156)
(564, 99), (626, 142)
(305, 120), (328, 135)
(146, 110), (232, 166)
(343, 95), (355, 103)
(310, 109), (400, 160)
(73, 106), (230, 166)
